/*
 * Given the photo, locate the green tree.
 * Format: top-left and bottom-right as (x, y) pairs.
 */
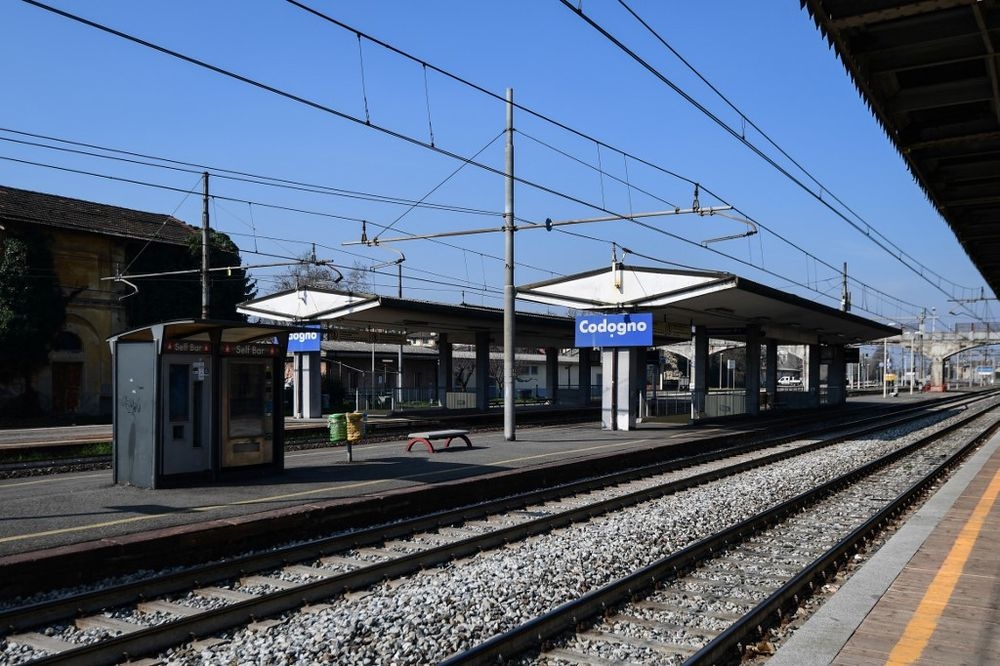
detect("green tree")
(124, 229), (256, 326)
(200, 230), (257, 320)
(0, 228), (66, 414)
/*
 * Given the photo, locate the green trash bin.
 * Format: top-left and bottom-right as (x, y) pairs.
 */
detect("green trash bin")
(327, 413), (347, 443)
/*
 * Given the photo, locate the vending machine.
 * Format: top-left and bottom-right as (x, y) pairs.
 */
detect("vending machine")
(220, 342), (279, 468)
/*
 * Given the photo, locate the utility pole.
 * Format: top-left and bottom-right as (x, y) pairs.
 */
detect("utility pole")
(840, 262), (850, 312)
(201, 171), (210, 319)
(504, 88), (516, 441)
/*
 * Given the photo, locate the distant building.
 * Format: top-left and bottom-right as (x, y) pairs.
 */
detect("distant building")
(0, 186), (197, 417)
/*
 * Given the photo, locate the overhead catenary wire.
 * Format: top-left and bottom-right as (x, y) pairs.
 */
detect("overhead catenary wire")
(0, 129), (500, 218)
(614, 0), (960, 297)
(561, 0), (984, 318)
(372, 130), (505, 242)
(295, 0), (978, 316)
(515, 134), (912, 317)
(3, 149), (562, 293)
(16, 0), (934, 322)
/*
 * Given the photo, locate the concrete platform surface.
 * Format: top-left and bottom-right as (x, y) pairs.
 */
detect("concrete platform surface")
(0, 419), (754, 559)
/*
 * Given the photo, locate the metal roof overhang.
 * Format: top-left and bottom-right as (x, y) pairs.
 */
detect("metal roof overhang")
(108, 319), (296, 346)
(240, 268), (897, 349)
(802, 0), (1000, 297)
(517, 265), (899, 345)
(237, 288), (582, 347)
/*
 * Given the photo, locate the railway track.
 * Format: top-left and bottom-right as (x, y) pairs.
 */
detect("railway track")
(455, 404), (999, 664)
(0, 394), (994, 665)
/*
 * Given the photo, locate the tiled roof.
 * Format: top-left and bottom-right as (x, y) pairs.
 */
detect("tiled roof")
(0, 185), (195, 245)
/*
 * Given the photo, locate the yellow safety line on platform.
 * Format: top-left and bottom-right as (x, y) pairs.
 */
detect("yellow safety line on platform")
(0, 514), (175, 544)
(885, 464), (1000, 665)
(0, 439), (646, 543)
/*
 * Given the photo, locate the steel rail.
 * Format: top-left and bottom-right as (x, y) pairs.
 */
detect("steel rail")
(1, 395), (987, 666)
(685, 413), (1000, 664)
(438, 401), (997, 664)
(0, 395), (973, 634)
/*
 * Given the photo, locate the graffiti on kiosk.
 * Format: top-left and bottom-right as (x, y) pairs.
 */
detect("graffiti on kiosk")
(575, 313), (653, 347)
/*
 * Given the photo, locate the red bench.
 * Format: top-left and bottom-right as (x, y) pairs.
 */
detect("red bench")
(406, 429), (472, 453)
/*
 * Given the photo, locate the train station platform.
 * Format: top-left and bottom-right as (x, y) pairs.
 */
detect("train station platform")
(0, 414), (779, 567)
(771, 422), (1000, 665)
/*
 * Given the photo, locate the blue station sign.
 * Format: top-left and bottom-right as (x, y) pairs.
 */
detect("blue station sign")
(287, 324), (322, 353)
(575, 312), (653, 348)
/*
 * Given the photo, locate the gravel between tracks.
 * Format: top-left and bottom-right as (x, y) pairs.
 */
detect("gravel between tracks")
(147, 411), (974, 665)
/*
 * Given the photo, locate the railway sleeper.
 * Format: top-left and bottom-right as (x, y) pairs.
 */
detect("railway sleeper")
(6, 631), (78, 655)
(282, 564), (337, 579)
(194, 586), (258, 603)
(633, 599), (744, 622)
(579, 627), (700, 657)
(613, 611), (723, 638)
(137, 599), (203, 617)
(238, 575), (299, 590)
(74, 614), (144, 635)
(318, 554), (365, 569)
(542, 646), (621, 666)
(689, 566), (789, 588)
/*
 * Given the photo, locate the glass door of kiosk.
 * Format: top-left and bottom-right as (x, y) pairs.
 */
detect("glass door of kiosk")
(162, 355), (212, 476)
(221, 358), (274, 467)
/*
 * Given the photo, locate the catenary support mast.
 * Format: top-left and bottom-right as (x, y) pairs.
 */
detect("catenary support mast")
(504, 88), (516, 441)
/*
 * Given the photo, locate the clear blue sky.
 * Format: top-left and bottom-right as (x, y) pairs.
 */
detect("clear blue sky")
(1, 0), (991, 331)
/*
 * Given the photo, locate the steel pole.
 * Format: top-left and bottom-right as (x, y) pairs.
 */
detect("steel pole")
(201, 171), (210, 319)
(504, 88), (516, 441)
(910, 335), (916, 394)
(883, 337), (888, 397)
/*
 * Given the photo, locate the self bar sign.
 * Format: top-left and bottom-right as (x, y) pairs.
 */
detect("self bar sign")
(575, 313), (653, 348)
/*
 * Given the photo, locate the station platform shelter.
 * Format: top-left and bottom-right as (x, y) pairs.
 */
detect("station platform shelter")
(238, 264), (897, 432)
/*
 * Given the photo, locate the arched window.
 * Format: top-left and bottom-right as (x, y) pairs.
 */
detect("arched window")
(53, 330), (83, 352)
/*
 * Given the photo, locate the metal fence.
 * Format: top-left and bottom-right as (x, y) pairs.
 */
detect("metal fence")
(348, 383), (600, 413)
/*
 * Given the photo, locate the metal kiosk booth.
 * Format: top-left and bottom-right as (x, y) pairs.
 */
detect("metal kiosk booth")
(108, 320), (293, 489)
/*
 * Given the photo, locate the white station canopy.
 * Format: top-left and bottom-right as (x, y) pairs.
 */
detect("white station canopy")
(238, 265), (898, 349)
(517, 265), (899, 345)
(238, 287), (580, 347)
(236, 288), (380, 323)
